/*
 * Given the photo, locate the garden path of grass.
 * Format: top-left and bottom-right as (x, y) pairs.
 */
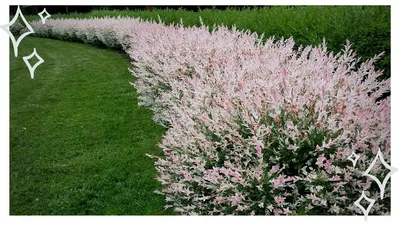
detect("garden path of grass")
(10, 37), (172, 215)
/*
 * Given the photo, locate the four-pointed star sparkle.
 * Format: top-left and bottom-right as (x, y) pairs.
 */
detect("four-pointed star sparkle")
(363, 148), (398, 199)
(0, 5), (34, 57)
(23, 48), (44, 79)
(38, 8), (51, 24)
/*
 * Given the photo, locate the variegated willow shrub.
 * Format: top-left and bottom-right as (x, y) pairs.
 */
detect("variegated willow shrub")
(9, 20), (25, 36)
(29, 17), (390, 215)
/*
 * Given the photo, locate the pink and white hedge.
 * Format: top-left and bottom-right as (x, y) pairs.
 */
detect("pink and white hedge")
(28, 17), (391, 215)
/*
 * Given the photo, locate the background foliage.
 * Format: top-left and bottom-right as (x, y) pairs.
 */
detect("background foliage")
(24, 6), (391, 78)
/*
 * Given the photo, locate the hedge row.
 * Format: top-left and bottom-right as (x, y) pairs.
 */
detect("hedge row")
(13, 12), (392, 215)
(23, 6), (391, 78)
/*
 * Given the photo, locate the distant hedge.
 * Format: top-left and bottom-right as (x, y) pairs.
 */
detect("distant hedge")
(23, 6), (390, 78)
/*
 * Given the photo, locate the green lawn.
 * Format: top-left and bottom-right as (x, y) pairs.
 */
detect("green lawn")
(10, 37), (172, 215)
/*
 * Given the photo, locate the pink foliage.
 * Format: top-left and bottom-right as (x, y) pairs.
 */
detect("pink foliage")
(30, 17), (391, 215)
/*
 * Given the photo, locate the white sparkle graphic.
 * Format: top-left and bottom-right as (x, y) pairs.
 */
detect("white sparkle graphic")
(354, 191), (376, 221)
(0, 5), (34, 57)
(23, 48), (44, 79)
(347, 151), (360, 167)
(363, 148), (397, 199)
(38, 8), (51, 24)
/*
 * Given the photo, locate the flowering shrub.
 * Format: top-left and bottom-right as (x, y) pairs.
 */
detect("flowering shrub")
(10, 20), (25, 36)
(29, 17), (391, 215)
(30, 17), (134, 48)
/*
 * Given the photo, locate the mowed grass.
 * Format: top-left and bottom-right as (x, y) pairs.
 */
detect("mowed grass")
(10, 37), (172, 215)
